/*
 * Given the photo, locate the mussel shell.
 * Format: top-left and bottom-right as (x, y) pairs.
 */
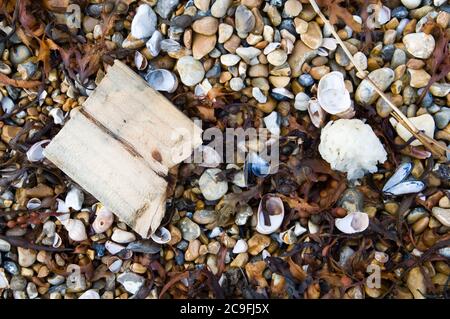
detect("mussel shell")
(382, 162), (413, 192)
(307, 98), (325, 128)
(383, 180), (425, 196)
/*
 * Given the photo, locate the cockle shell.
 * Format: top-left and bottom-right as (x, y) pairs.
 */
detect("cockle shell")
(335, 212), (369, 234)
(317, 71), (352, 115)
(150, 226), (171, 244)
(256, 195), (284, 235)
(134, 51), (148, 70)
(145, 69), (178, 93)
(307, 98), (325, 128)
(26, 139), (51, 162)
(92, 205), (114, 234)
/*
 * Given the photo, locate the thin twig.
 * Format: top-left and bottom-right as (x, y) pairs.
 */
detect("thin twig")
(308, 0), (449, 157)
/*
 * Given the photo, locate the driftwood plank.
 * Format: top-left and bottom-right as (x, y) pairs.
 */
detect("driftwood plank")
(44, 110), (168, 238)
(44, 60), (203, 238)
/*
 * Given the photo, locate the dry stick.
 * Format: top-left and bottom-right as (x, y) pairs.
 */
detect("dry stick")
(308, 0), (449, 157)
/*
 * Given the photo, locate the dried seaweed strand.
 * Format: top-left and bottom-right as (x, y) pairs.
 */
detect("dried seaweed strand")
(308, 0), (449, 157)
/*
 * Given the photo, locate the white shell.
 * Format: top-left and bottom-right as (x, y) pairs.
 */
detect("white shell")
(26, 139), (51, 162)
(145, 69), (178, 93)
(111, 228), (136, 244)
(335, 211), (369, 234)
(252, 87), (267, 103)
(317, 71), (351, 115)
(263, 111), (280, 136)
(56, 198), (70, 213)
(232, 239), (248, 254)
(26, 198), (41, 210)
(1, 96), (14, 114)
(261, 249), (271, 260)
(308, 220), (319, 234)
(64, 219), (87, 241)
(307, 98), (325, 128)
(65, 186), (84, 211)
(52, 233), (62, 248)
(49, 108), (65, 125)
(78, 289), (100, 299)
(256, 195), (284, 235)
(92, 206), (114, 234)
(150, 226), (171, 244)
(105, 240), (126, 255)
(134, 51), (148, 70)
(294, 92), (310, 111)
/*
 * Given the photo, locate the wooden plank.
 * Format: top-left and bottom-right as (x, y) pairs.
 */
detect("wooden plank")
(83, 60), (203, 168)
(44, 109), (168, 238)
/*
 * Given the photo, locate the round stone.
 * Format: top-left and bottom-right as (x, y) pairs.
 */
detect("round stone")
(355, 68), (395, 105)
(193, 210), (218, 224)
(267, 49), (288, 66)
(192, 17), (219, 36)
(401, 0), (421, 10)
(211, 0), (232, 18)
(176, 56), (205, 86)
(179, 217), (201, 241)
(199, 168), (228, 200)
(298, 73), (314, 87)
(403, 33), (436, 59)
(235, 5), (256, 37)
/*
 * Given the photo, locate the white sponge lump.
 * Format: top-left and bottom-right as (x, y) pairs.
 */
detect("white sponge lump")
(318, 119), (387, 180)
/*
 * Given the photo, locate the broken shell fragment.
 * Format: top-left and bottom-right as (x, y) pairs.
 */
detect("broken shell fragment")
(65, 186), (84, 211)
(146, 30), (162, 57)
(279, 226), (297, 245)
(145, 69), (178, 93)
(27, 140), (51, 162)
(49, 108), (65, 125)
(62, 219), (87, 241)
(105, 240), (126, 255)
(92, 205), (114, 234)
(150, 226), (171, 244)
(256, 195), (284, 235)
(294, 92), (310, 111)
(335, 212), (369, 234)
(317, 71), (352, 115)
(263, 111), (280, 136)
